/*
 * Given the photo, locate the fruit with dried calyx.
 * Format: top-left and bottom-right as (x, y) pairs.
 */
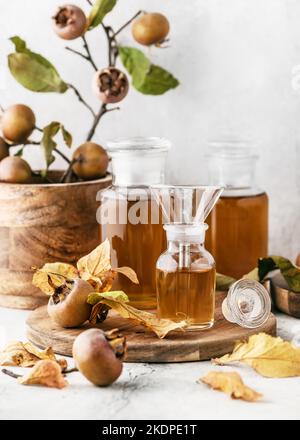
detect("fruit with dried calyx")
(0, 156), (32, 183)
(132, 13), (170, 46)
(93, 68), (129, 104)
(73, 328), (125, 386)
(72, 142), (109, 180)
(1, 104), (36, 143)
(48, 278), (94, 328)
(0, 138), (9, 161)
(52, 4), (86, 40)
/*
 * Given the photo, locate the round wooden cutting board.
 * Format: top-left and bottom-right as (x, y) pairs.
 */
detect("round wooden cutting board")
(26, 293), (276, 363)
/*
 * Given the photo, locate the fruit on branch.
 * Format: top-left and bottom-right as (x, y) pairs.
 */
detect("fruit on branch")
(0, 156), (32, 184)
(132, 12), (170, 46)
(1, 104), (36, 143)
(72, 142), (109, 180)
(72, 329), (124, 386)
(52, 4), (86, 40)
(0, 138), (9, 161)
(48, 278), (94, 328)
(93, 68), (129, 104)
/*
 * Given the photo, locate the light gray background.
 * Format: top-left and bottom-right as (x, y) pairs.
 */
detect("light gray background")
(0, 0), (299, 259)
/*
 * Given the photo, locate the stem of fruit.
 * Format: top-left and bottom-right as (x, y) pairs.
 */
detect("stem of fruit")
(113, 10), (143, 38)
(82, 35), (98, 71)
(86, 104), (120, 141)
(101, 24), (118, 66)
(2, 368), (21, 379)
(60, 157), (79, 183)
(65, 36), (98, 72)
(68, 83), (96, 118)
(54, 147), (71, 165)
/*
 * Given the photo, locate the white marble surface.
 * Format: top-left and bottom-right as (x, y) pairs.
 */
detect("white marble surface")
(0, 307), (300, 420)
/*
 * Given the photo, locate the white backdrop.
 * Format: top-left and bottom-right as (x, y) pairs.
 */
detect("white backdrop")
(0, 0), (299, 259)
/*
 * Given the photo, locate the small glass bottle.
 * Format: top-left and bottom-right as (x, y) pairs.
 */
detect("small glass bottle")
(156, 224), (216, 330)
(98, 137), (170, 310)
(206, 141), (268, 279)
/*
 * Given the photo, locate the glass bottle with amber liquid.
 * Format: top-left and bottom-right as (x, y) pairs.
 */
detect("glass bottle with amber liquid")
(206, 142), (268, 279)
(152, 185), (223, 330)
(156, 224), (216, 330)
(98, 137), (170, 310)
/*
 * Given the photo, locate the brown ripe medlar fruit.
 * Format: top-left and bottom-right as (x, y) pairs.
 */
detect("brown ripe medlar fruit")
(92, 68), (129, 104)
(1, 104), (36, 144)
(72, 142), (109, 180)
(0, 138), (9, 161)
(73, 328), (125, 386)
(48, 279), (94, 328)
(132, 12), (170, 46)
(52, 4), (86, 40)
(296, 254), (300, 267)
(0, 156), (32, 184)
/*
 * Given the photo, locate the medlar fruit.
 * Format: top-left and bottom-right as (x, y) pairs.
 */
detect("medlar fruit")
(48, 278), (94, 328)
(132, 12), (170, 46)
(73, 328), (125, 386)
(52, 4), (86, 40)
(72, 142), (109, 180)
(1, 104), (36, 144)
(296, 254), (300, 267)
(92, 68), (129, 104)
(0, 156), (32, 184)
(0, 138), (9, 161)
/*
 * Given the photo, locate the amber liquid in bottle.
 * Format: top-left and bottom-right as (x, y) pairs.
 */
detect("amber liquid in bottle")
(100, 195), (166, 310)
(156, 267), (216, 330)
(206, 192), (268, 279)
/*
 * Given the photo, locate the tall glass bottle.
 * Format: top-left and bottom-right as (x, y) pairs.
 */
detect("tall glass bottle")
(206, 142), (268, 279)
(98, 137), (170, 310)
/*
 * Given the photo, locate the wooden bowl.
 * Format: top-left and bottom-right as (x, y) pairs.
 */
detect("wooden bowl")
(269, 272), (300, 318)
(0, 171), (111, 310)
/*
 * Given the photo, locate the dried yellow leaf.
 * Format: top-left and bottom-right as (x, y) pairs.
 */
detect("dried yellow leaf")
(32, 262), (78, 295)
(77, 239), (111, 281)
(200, 371), (262, 402)
(87, 292), (187, 339)
(18, 360), (68, 389)
(0, 341), (67, 370)
(214, 333), (300, 378)
(115, 267), (139, 284)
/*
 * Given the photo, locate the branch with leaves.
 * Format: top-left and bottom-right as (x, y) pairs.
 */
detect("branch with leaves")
(1, 0), (179, 183)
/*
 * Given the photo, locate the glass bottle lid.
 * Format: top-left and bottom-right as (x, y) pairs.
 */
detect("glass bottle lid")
(222, 279), (271, 329)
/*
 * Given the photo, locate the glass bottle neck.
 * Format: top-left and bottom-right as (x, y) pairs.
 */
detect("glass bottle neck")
(164, 224), (207, 248)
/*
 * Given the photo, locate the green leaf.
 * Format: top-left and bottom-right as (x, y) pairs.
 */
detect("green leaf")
(88, 0), (117, 30)
(41, 122), (60, 169)
(119, 46), (179, 95)
(87, 291), (129, 306)
(41, 123), (73, 169)
(8, 36), (68, 93)
(119, 47), (150, 87)
(258, 257), (276, 282)
(258, 256), (300, 293)
(136, 65), (180, 95)
(61, 126), (72, 148)
(216, 273), (236, 291)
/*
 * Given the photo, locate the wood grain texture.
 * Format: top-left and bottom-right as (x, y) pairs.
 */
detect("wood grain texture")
(26, 293), (277, 363)
(0, 174), (111, 309)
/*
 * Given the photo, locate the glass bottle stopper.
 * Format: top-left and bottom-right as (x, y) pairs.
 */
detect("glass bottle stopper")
(222, 279), (271, 329)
